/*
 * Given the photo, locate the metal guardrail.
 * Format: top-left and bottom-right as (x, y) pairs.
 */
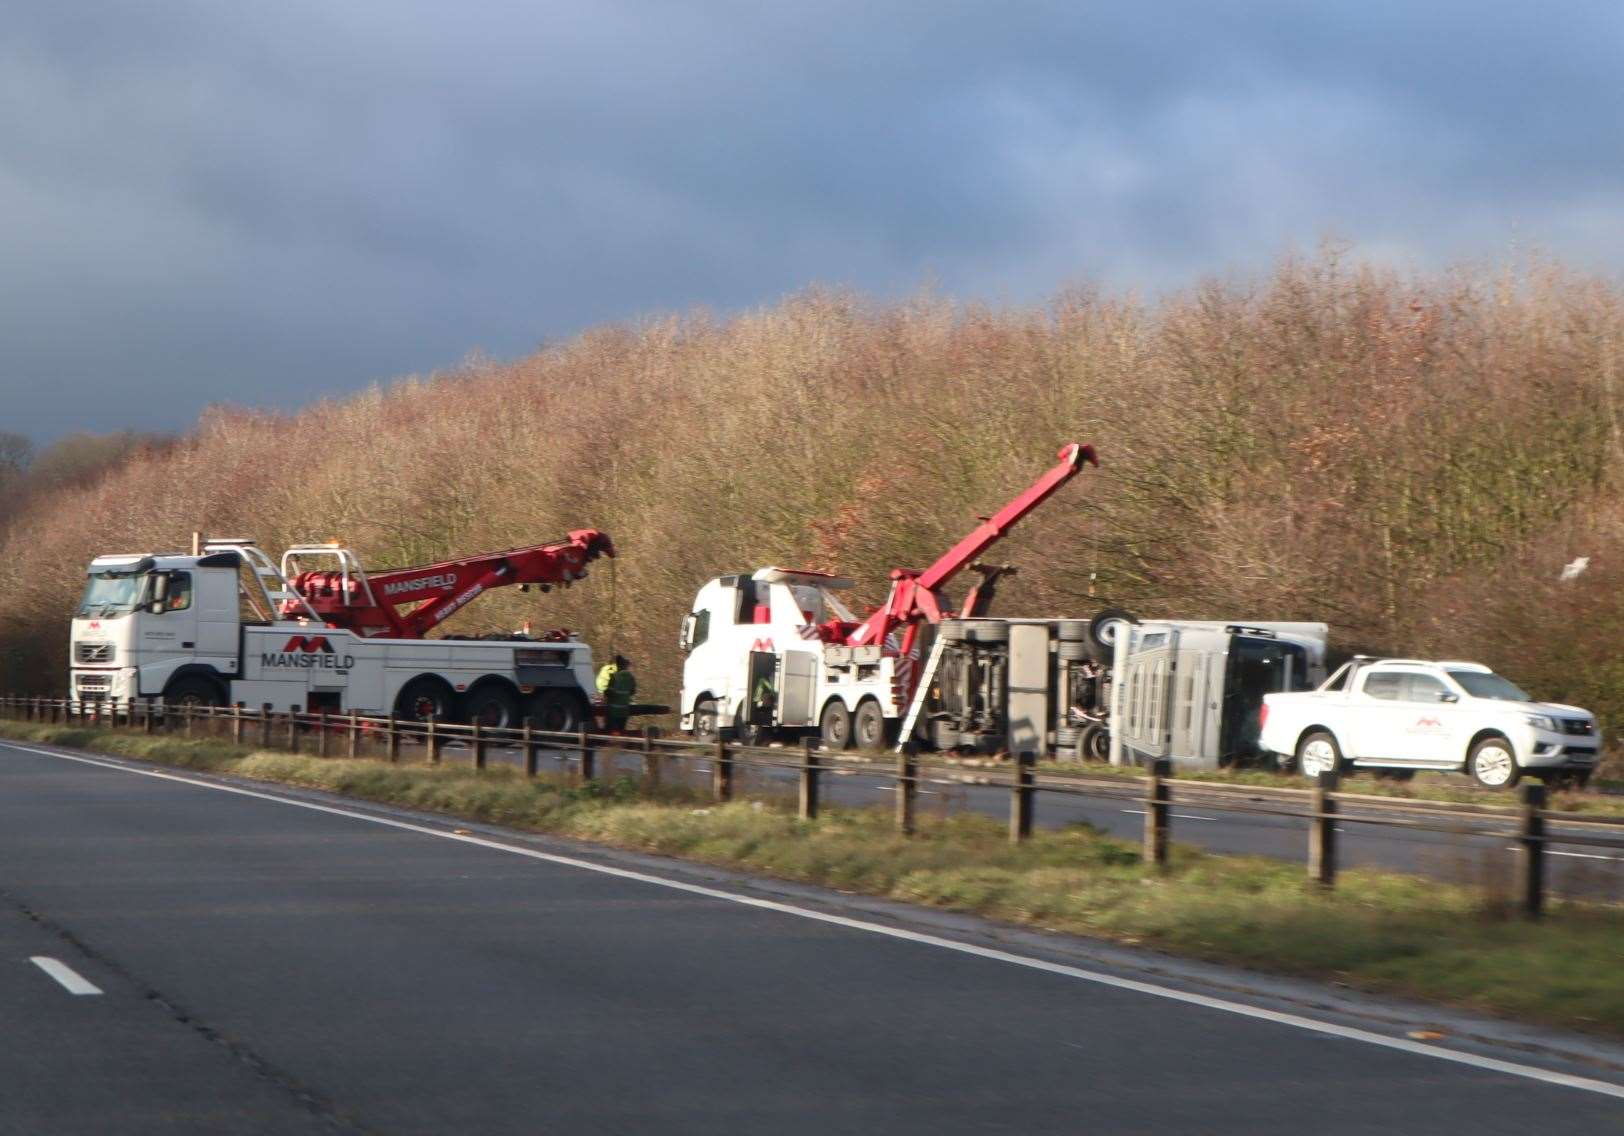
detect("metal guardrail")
(3, 694), (1619, 919)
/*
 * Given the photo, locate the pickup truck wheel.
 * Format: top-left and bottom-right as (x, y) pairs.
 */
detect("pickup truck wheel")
(1297, 731), (1343, 778)
(1468, 738), (1520, 789)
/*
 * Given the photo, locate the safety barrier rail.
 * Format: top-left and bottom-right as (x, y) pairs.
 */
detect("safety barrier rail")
(3, 694), (1619, 919)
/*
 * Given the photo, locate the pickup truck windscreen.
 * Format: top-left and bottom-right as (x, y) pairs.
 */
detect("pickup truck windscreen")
(1445, 669), (1530, 702)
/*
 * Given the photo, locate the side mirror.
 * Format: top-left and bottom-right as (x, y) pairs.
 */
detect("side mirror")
(678, 614), (695, 653)
(148, 572), (171, 612)
(1438, 691), (1459, 703)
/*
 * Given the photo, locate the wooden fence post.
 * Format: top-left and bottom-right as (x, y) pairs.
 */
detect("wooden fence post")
(896, 742), (917, 835)
(256, 704), (270, 747)
(473, 719), (487, 771)
(387, 713), (400, 763)
(799, 737), (820, 820)
(347, 710), (359, 759)
(641, 726), (660, 791)
(426, 714), (440, 764)
(1308, 770), (1339, 888)
(231, 702), (244, 744)
(183, 703), (193, 737)
(713, 735), (733, 802)
(1144, 758), (1171, 867)
(577, 728), (595, 783)
(522, 717), (537, 776)
(286, 708), (299, 753)
(317, 710), (330, 758)
(1010, 751), (1035, 843)
(1517, 782), (1547, 920)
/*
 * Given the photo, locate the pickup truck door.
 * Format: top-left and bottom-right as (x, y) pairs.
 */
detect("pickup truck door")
(1394, 672), (1466, 764)
(1347, 668), (1418, 761)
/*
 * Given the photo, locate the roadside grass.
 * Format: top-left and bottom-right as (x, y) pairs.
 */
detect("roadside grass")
(5, 720), (1622, 1038)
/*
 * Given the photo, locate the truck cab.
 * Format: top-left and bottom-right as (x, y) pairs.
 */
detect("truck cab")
(679, 568), (900, 746)
(70, 551), (250, 705)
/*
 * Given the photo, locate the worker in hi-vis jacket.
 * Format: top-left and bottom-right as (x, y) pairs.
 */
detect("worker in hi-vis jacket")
(596, 654), (636, 733)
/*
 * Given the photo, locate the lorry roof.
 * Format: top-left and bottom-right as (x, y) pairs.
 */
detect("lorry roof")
(752, 567), (855, 589)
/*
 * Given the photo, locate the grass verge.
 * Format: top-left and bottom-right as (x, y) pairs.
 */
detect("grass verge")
(4, 720), (1621, 1038)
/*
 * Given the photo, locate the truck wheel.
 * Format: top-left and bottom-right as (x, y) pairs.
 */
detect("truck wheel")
(163, 674), (224, 709)
(1296, 731), (1343, 778)
(690, 698), (719, 743)
(820, 700), (853, 750)
(1055, 619), (1090, 642)
(1057, 640), (1092, 662)
(965, 621), (1009, 644)
(1089, 608), (1138, 652)
(396, 677), (459, 723)
(525, 690), (582, 734)
(853, 700), (887, 750)
(464, 684), (520, 729)
(1468, 737), (1520, 789)
(1079, 722), (1110, 761)
(938, 620), (968, 643)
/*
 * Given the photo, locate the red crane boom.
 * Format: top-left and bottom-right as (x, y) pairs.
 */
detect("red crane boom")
(844, 443), (1097, 652)
(285, 529), (615, 638)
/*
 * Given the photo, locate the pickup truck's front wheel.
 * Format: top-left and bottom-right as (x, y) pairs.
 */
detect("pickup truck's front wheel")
(1468, 737), (1520, 789)
(1297, 731), (1343, 778)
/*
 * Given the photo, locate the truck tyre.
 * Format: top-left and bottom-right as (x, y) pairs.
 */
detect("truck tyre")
(526, 689), (582, 734)
(464, 684), (521, 730)
(965, 620), (1009, 644)
(1057, 640), (1092, 662)
(1468, 736), (1520, 789)
(938, 620), (968, 643)
(163, 674), (224, 709)
(1089, 608), (1138, 652)
(853, 700), (887, 750)
(396, 677), (459, 724)
(1055, 727), (1079, 748)
(1055, 619), (1090, 642)
(820, 700), (853, 750)
(690, 697), (719, 743)
(1079, 722), (1110, 761)
(1296, 730), (1343, 778)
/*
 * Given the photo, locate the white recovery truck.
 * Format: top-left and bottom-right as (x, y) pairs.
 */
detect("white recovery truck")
(1259, 657), (1600, 788)
(68, 535), (616, 730)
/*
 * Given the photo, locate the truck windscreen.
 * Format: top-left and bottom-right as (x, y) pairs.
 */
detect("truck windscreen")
(77, 572), (150, 618)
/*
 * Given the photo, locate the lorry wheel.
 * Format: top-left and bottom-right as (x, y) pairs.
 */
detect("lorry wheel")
(1057, 640), (1092, 662)
(965, 621), (1009, 644)
(396, 677), (458, 723)
(163, 674), (224, 708)
(853, 700), (887, 750)
(1079, 722), (1110, 761)
(1468, 737), (1520, 789)
(938, 620), (968, 643)
(690, 698), (719, 743)
(464, 684), (520, 729)
(1296, 731), (1343, 778)
(525, 690), (582, 734)
(1089, 608), (1138, 652)
(820, 700), (853, 750)
(1055, 619), (1090, 642)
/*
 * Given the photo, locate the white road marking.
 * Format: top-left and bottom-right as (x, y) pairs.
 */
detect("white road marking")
(5, 738), (1622, 1101)
(1121, 808), (1217, 822)
(1504, 846), (1624, 863)
(30, 956), (102, 996)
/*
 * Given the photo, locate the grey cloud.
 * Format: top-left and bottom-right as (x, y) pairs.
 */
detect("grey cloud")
(1, 2), (1621, 440)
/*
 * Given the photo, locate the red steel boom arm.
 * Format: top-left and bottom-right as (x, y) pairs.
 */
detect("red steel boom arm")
(289, 529), (615, 638)
(846, 443), (1096, 648)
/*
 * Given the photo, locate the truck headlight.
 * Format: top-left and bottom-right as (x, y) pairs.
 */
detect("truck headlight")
(1523, 714), (1558, 731)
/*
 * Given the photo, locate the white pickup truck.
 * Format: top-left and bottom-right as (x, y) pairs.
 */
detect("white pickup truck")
(1259, 658), (1600, 789)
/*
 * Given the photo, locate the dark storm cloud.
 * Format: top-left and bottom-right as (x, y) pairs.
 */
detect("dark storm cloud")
(2, 2), (1621, 440)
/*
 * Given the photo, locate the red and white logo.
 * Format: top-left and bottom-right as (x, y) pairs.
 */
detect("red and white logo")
(281, 635), (334, 653)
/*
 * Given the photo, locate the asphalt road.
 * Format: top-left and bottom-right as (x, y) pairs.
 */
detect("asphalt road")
(3, 737), (1621, 1135)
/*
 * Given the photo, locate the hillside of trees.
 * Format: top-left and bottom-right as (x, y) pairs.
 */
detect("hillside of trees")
(2, 252), (1621, 744)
